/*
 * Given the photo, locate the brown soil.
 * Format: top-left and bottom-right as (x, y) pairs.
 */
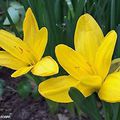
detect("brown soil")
(0, 68), (90, 120)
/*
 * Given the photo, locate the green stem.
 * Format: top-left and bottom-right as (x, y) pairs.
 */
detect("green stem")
(117, 106), (120, 120)
(25, 74), (40, 85)
(111, 103), (119, 120)
(110, 0), (115, 29)
(69, 88), (102, 120)
(111, 103), (120, 120)
(102, 102), (112, 120)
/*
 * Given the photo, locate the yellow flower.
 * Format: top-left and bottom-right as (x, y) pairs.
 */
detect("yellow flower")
(39, 13), (118, 103)
(0, 8), (58, 77)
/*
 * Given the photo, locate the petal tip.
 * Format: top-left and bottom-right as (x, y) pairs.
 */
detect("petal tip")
(55, 44), (68, 54)
(40, 27), (48, 35)
(11, 73), (17, 78)
(26, 7), (32, 14)
(25, 7), (35, 21)
(77, 13), (94, 23)
(106, 30), (117, 43)
(38, 77), (73, 103)
(32, 56), (59, 76)
(111, 30), (117, 38)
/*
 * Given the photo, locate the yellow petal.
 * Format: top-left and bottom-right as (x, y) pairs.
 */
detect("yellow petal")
(11, 66), (33, 78)
(98, 72), (120, 103)
(55, 44), (93, 80)
(39, 75), (78, 103)
(33, 27), (48, 60)
(80, 75), (102, 89)
(74, 14), (104, 65)
(31, 56), (58, 76)
(76, 83), (95, 97)
(0, 51), (27, 70)
(23, 8), (39, 46)
(0, 30), (36, 64)
(95, 30), (117, 79)
(39, 75), (100, 103)
(75, 75), (101, 97)
(23, 8), (48, 61)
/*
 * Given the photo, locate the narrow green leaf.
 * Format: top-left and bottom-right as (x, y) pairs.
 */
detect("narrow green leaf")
(69, 87), (102, 120)
(54, 0), (62, 24)
(114, 25), (120, 58)
(6, 10), (20, 37)
(111, 103), (120, 120)
(102, 102), (113, 120)
(20, 0), (29, 10)
(116, 105), (120, 120)
(116, 0), (120, 25)
(4, 7), (20, 25)
(110, 0), (116, 29)
(65, 0), (75, 19)
(74, 0), (85, 21)
(0, 79), (5, 96)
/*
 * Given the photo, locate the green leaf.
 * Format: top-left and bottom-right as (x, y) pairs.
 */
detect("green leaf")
(0, 79), (5, 96)
(20, 0), (29, 10)
(46, 99), (59, 114)
(116, 0), (120, 25)
(69, 87), (102, 120)
(116, 105), (120, 120)
(6, 9), (20, 37)
(114, 25), (120, 58)
(54, 0), (62, 24)
(32, 86), (40, 99)
(110, 0), (116, 29)
(74, 0), (85, 22)
(65, 103), (75, 117)
(102, 102), (113, 120)
(4, 7), (20, 25)
(111, 103), (120, 120)
(25, 73), (40, 85)
(17, 80), (32, 99)
(65, 0), (75, 19)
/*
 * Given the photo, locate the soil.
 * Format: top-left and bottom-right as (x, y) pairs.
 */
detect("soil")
(0, 68), (90, 120)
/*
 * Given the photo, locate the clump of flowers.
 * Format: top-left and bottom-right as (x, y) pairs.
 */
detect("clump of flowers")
(39, 14), (119, 103)
(0, 8), (58, 77)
